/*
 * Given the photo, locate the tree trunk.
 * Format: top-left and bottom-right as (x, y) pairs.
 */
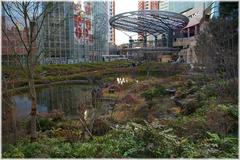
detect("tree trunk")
(29, 78), (37, 142)
(12, 106), (17, 144)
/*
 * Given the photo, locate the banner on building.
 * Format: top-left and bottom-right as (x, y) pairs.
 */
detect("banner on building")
(73, 1), (93, 45)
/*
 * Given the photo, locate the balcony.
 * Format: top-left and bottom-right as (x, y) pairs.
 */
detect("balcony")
(173, 36), (196, 47)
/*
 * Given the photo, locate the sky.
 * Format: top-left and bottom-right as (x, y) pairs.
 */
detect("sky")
(115, 0), (138, 45)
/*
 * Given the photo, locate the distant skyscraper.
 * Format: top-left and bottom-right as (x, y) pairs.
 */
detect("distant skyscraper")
(2, 4), (37, 65)
(138, 0), (159, 10)
(91, 1), (109, 61)
(108, 0), (115, 45)
(2, 1), (109, 65)
(40, 1), (108, 64)
(159, 0), (169, 11)
(150, 0), (159, 10)
(138, 0), (160, 44)
(138, 0), (160, 41)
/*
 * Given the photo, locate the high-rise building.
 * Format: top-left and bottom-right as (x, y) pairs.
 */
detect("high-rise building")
(108, 0), (115, 45)
(2, 7), (37, 65)
(150, 0), (159, 10)
(41, 2), (75, 64)
(41, 1), (109, 64)
(138, 0), (159, 10)
(138, 0), (160, 42)
(2, 1), (109, 65)
(91, 1), (109, 61)
(159, 1), (169, 11)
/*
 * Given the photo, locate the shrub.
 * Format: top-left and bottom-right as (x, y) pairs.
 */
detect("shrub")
(206, 107), (236, 135)
(37, 118), (55, 131)
(2, 146), (25, 158)
(49, 142), (73, 158)
(141, 86), (166, 101)
(71, 143), (98, 158)
(200, 132), (238, 158)
(2, 121), (238, 158)
(22, 143), (42, 157)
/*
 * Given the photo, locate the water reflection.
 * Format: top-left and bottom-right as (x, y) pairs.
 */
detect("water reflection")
(11, 84), (94, 119)
(2, 84), (105, 149)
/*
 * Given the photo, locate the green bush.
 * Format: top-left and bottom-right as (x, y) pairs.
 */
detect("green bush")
(37, 118), (55, 131)
(141, 85), (166, 100)
(2, 122), (238, 158)
(72, 143), (99, 158)
(49, 142), (73, 158)
(218, 104), (238, 120)
(2, 146), (25, 158)
(21, 142), (45, 158)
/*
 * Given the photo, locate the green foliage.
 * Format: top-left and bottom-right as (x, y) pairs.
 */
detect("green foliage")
(200, 132), (238, 158)
(37, 118), (55, 131)
(4, 61), (188, 91)
(49, 142), (73, 158)
(141, 85), (166, 101)
(2, 121), (238, 158)
(72, 143), (99, 158)
(21, 142), (45, 158)
(3, 69), (238, 158)
(95, 130), (142, 158)
(218, 104), (238, 119)
(3, 145), (25, 158)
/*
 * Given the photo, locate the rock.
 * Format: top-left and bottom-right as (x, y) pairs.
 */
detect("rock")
(172, 97), (184, 107)
(165, 88), (176, 94)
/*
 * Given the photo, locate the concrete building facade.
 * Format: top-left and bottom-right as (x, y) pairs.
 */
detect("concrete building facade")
(158, 1), (219, 64)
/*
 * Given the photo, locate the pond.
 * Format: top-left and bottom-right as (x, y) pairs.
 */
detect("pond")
(2, 72), (178, 150)
(2, 84), (113, 149)
(11, 84), (95, 119)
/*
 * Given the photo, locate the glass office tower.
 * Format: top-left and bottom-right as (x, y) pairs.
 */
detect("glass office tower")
(91, 1), (109, 61)
(41, 1), (108, 64)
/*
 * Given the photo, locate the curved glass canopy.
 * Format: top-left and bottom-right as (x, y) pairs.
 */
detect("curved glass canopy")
(109, 10), (189, 35)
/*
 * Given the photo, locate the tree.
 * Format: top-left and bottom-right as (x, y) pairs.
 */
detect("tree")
(195, 2), (238, 99)
(2, 2), (71, 141)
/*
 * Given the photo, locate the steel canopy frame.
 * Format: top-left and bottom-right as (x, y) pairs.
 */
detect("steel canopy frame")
(109, 10), (189, 35)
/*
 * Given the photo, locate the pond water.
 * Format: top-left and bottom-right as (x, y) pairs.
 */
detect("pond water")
(2, 84), (113, 149)
(11, 84), (95, 119)
(2, 72), (177, 149)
